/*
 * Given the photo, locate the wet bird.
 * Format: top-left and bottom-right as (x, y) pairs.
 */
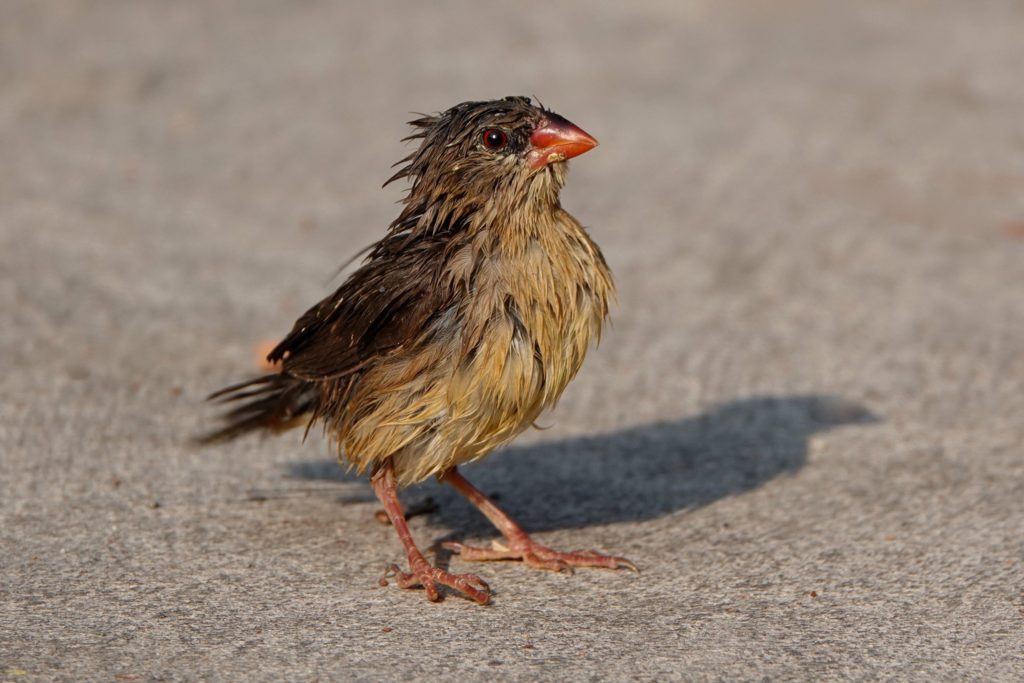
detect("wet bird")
(203, 96), (635, 604)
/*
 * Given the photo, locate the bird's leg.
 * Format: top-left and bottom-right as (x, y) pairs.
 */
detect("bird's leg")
(370, 461), (490, 604)
(374, 496), (438, 525)
(439, 467), (638, 574)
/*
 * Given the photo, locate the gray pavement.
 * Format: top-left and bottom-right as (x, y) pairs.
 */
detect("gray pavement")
(2, 1), (1023, 680)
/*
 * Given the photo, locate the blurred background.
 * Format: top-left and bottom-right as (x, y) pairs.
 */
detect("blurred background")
(2, 1), (1022, 680)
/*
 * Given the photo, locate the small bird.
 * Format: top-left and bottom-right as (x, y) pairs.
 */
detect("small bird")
(203, 96), (635, 604)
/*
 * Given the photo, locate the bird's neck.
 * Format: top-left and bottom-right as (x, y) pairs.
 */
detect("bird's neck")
(473, 165), (567, 254)
(391, 165), (567, 253)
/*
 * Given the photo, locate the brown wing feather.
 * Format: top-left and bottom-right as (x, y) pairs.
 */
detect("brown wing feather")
(268, 234), (452, 381)
(200, 235), (453, 443)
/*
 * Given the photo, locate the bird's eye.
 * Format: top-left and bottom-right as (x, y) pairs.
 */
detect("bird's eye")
(482, 128), (508, 150)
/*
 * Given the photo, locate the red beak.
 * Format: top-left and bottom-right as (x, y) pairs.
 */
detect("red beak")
(527, 114), (599, 171)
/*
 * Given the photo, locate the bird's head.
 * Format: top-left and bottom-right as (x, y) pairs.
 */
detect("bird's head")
(386, 97), (598, 229)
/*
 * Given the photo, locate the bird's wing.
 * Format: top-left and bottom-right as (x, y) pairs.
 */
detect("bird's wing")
(268, 238), (448, 381)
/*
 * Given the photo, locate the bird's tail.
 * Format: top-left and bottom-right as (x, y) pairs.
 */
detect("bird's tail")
(196, 373), (320, 444)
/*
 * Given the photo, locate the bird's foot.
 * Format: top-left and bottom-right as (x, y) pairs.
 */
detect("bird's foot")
(443, 537), (638, 575)
(379, 557), (491, 605)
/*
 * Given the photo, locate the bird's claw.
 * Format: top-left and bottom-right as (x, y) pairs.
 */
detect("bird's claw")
(379, 560), (491, 605)
(565, 549), (640, 574)
(443, 538), (639, 574)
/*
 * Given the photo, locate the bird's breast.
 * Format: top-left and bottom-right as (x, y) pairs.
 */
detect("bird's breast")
(443, 213), (613, 456)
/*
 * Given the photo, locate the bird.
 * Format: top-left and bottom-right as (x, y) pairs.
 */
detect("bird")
(201, 96), (636, 605)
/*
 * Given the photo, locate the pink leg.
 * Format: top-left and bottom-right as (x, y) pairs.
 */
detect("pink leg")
(371, 462), (491, 604)
(439, 467), (638, 574)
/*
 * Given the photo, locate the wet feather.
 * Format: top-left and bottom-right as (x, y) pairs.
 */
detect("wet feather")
(202, 96), (612, 487)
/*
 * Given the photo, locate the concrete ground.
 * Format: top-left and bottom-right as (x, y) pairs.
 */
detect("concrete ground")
(2, 1), (1023, 680)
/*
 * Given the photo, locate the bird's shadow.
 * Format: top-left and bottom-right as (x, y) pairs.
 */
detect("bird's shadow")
(285, 394), (877, 536)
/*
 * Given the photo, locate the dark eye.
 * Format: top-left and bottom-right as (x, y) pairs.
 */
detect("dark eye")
(482, 128), (508, 150)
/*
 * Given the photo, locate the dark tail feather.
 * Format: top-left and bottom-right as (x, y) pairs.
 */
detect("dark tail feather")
(195, 373), (319, 445)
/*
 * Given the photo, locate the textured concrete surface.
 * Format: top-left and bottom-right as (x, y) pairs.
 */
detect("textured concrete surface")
(2, 1), (1023, 681)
